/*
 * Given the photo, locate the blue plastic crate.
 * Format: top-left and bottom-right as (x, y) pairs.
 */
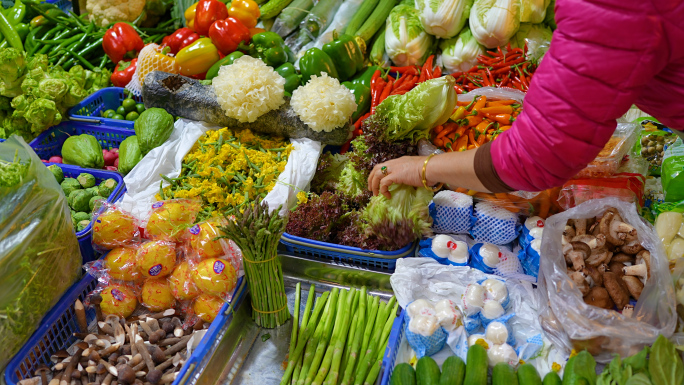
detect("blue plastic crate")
(380, 309), (407, 385)
(68, 87), (143, 129)
(49, 163), (126, 263)
(30, 121), (135, 162)
(280, 233), (416, 271)
(46, 0), (72, 12)
(5, 271), (247, 385)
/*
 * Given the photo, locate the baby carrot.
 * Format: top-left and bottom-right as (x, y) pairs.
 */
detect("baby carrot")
(488, 99), (516, 106)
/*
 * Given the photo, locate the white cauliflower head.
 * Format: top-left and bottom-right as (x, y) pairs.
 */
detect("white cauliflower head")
(87, 0), (146, 28)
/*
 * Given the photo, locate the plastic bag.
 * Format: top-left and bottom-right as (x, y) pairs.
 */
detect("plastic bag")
(456, 86), (525, 104)
(662, 137), (684, 202)
(0, 136), (82, 371)
(653, 210), (684, 263)
(462, 187), (563, 218)
(632, 119), (677, 176)
(140, 277), (176, 312)
(92, 202), (141, 251)
(557, 173), (646, 210)
(538, 197), (677, 361)
(574, 123), (640, 179)
(145, 198), (202, 242)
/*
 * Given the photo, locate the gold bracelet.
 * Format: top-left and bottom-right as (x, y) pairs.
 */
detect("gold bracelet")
(422, 153), (444, 192)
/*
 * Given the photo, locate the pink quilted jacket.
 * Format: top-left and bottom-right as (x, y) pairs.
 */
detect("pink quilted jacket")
(491, 0), (684, 192)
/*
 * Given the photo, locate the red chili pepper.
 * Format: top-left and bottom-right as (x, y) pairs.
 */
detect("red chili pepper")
(162, 27), (200, 54)
(378, 77), (394, 104)
(103, 23), (144, 64)
(390, 65), (419, 75)
(432, 66), (442, 78)
(208, 17), (251, 55)
(423, 55), (435, 79)
(195, 0), (229, 36)
(454, 84), (465, 94)
(340, 141), (351, 154)
(110, 58), (137, 87)
(392, 75), (417, 94)
(370, 70), (384, 113)
(493, 57), (524, 69)
(392, 74), (407, 90)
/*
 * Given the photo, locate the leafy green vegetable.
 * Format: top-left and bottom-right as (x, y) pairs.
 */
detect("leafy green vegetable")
(375, 76), (457, 143)
(310, 152), (348, 194)
(440, 27), (486, 73)
(0, 48), (27, 98)
(385, 5), (435, 67)
(649, 335), (684, 385)
(625, 373), (653, 385)
(0, 150), (28, 187)
(415, 0), (473, 39)
(469, 0), (521, 49)
(362, 184), (433, 243)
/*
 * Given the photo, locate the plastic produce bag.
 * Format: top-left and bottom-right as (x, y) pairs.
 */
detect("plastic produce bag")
(662, 137), (684, 202)
(557, 173), (646, 210)
(574, 123), (640, 179)
(538, 197), (676, 362)
(0, 136), (82, 371)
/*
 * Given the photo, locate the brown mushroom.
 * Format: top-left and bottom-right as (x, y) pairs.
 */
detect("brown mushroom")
(35, 364), (51, 385)
(621, 240), (643, 255)
(609, 216), (637, 247)
(608, 261), (626, 278)
(623, 250), (651, 283)
(574, 218), (587, 236)
(622, 276), (644, 300)
(603, 272), (630, 309)
(566, 242), (591, 271)
(582, 265), (603, 287)
(586, 247), (612, 266)
(611, 253), (634, 263)
(583, 287), (615, 309)
(115, 365), (135, 385)
(569, 270), (591, 295)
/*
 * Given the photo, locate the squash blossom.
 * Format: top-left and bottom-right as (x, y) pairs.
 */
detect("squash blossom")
(156, 128), (291, 221)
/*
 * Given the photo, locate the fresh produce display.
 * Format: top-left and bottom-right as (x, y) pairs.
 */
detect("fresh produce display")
(6, 0), (684, 384)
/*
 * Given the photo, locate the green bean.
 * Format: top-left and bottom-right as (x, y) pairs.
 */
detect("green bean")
(66, 49), (95, 70)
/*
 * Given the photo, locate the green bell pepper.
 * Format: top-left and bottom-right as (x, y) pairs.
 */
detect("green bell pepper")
(250, 31), (289, 68)
(322, 34), (364, 81)
(342, 81), (370, 122)
(351, 66), (380, 88)
(275, 62), (301, 96)
(205, 51), (244, 80)
(299, 47), (339, 84)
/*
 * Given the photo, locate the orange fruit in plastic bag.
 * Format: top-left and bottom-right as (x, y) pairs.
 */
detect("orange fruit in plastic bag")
(105, 247), (141, 282)
(146, 200), (201, 242)
(191, 258), (237, 296)
(188, 222), (226, 259)
(100, 285), (138, 318)
(193, 293), (224, 322)
(141, 278), (175, 312)
(93, 210), (138, 249)
(168, 261), (201, 301)
(137, 240), (176, 278)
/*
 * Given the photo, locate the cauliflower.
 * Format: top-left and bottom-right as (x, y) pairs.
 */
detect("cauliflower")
(290, 73), (357, 133)
(213, 56), (286, 123)
(86, 0), (146, 27)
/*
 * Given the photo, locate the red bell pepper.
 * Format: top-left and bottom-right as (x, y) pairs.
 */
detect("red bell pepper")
(111, 59), (137, 87)
(162, 27), (200, 55)
(195, 0), (229, 36)
(103, 23), (144, 64)
(208, 17), (250, 55)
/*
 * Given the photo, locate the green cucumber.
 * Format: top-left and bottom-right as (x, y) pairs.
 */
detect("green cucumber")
(345, 0), (380, 36)
(391, 363), (416, 385)
(517, 363), (542, 385)
(439, 356), (465, 385)
(369, 25), (386, 65)
(492, 363), (518, 385)
(416, 356), (440, 385)
(463, 345), (488, 385)
(543, 372), (562, 385)
(260, 0), (296, 20)
(355, 0), (397, 44)
(302, 0), (342, 38)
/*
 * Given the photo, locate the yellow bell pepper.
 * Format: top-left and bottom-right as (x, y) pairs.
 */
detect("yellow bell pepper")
(176, 37), (220, 76)
(185, 2), (198, 31)
(229, 0), (260, 29)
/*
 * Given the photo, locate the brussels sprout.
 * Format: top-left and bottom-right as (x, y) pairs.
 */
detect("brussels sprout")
(98, 178), (118, 198)
(60, 178), (81, 197)
(77, 173), (96, 188)
(89, 195), (105, 211)
(72, 211), (90, 223)
(76, 219), (91, 232)
(70, 190), (93, 212)
(68, 189), (80, 208)
(47, 164), (64, 183)
(85, 186), (99, 195)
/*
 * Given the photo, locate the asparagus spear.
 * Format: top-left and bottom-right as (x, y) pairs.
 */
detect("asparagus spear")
(325, 289), (361, 385)
(359, 296), (379, 360)
(297, 292), (336, 385)
(362, 303), (399, 385)
(354, 298), (394, 385)
(280, 291), (331, 385)
(290, 283), (302, 355)
(318, 289), (357, 385)
(299, 285), (316, 340)
(339, 288), (367, 385)
(306, 289), (347, 385)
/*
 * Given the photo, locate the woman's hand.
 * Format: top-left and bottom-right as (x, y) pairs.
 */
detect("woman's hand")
(368, 156), (429, 199)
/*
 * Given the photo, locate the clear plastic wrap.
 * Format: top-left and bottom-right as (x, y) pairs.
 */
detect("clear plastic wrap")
(96, 284), (140, 318)
(192, 293), (226, 323)
(145, 199), (202, 242)
(662, 137), (684, 202)
(140, 278), (176, 312)
(456, 86), (526, 104)
(92, 203), (141, 251)
(557, 173), (646, 210)
(0, 137), (82, 371)
(169, 261), (202, 301)
(137, 240), (178, 279)
(538, 198), (677, 362)
(462, 187), (563, 218)
(104, 245), (143, 282)
(574, 123), (640, 179)
(190, 257), (239, 299)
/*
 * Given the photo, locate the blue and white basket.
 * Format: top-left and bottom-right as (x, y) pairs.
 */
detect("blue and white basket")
(429, 191), (473, 234)
(470, 202), (521, 245)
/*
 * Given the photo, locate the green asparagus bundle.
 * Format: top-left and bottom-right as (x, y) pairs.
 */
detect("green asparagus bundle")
(281, 285), (398, 385)
(219, 199), (290, 328)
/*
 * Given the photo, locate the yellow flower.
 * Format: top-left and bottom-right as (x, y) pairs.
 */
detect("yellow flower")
(551, 362), (561, 372)
(296, 191), (308, 205)
(569, 349), (578, 358)
(475, 338), (489, 349)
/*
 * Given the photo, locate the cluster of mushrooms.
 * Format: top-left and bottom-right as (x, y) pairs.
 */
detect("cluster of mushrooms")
(22, 294), (208, 385)
(563, 208), (650, 316)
